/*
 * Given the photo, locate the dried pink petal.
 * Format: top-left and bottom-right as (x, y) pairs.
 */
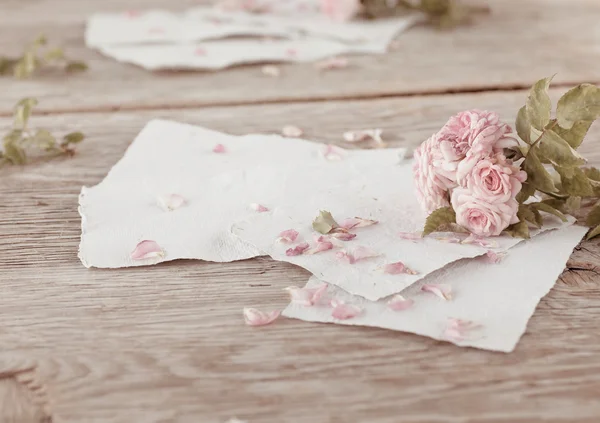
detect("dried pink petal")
(398, 231), (422, 240)
(383, 261), (419, 275)
(342, 129), (383, 144)
(194, 47), (207, 56)
(285, 284), (328, 306)
(321, 144), (344, 161)
(435, 236), (463, 244)
(304, 240), (334, 255)
(277, 229), (299, 243)
(282, 125), (303, 137)
(485, 250), (504, 263)
(315, 56), (348, 71)
(387, 294), (414, 311)
(213, 143), (226, 153)
(243, 307), (281, 326)
(462, 234), (498, 248)
(336, 246), (379, 264)
(286, 242), (309, 256)
(330, 232), (357, 241)
(444, 318), (482, 340)
(250, 203), (269, 213)
(421, 283), (452, 301)
(339, 217), (378, 230)
(157, 194), (186, 211)
(261, 65), (281, 77)
(130, 240), (164, 260)
(331, 302), (362, 320)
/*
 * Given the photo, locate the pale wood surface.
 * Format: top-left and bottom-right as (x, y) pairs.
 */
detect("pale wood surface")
(1, 0), (600, 113)
(1, 90), (600, 422)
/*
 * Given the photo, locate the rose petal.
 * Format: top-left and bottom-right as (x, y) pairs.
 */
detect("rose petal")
(330, 232), (357, 241)
(321, 144), (344, 161)
(331, 302), (362, 320)
(281, 125), (303, 137)
(250, 203), (269, 212)
(387, 294), (414, 311)
(315, 56), (348, 71)
(336, 246), (379, 264)
(444, 318), (482, 340)
(421, 283), (452, 301)
(286, 242), (309, 256)
(304, 241), (334, 255)
(261, 65), (281, 77)
(339, 217), (378, 230)
(461, 234), (498, 248)
(194, 47), (207, 56)
(130, 240), (164, 260)
(342, 128), (383, 144)
(213, 143), (226, 153)
(398, 232), (423, 241)
(435, 236), (463, 244)
(285, 284), (328, 306)
(157, 194), (186, 211)
(485, 250), (504, 263)
(277, 229), (299, 243)
(243, 307), (280, 326)
(383, 261), (419, 275)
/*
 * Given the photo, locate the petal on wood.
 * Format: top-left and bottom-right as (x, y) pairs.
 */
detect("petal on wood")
(387, 294), (415, 311)
(243, 308), (281, 326)
(282, 125), (303, 137)
(342, 128), (383, 144)
(130, 240), (164, 260)
(157, 194), (186, 211)
(421, 283), (452, 301)
(261, 65), (281, 77)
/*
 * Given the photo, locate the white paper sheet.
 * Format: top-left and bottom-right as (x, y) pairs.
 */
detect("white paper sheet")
(78, 119), (406, 268)
(283, 225), (587, 352)
(232, 161), (573, 300)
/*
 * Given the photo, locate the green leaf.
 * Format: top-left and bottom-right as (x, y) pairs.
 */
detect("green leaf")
(516, 182), (536, 203)
(3, 143), (27, 165)
(526, 76), (553, 131)
(536, 129), (586, 168)
(556, 83), (600, 129)
(531, 202), (567, 222)
(65, 61), (88, 73)
(504, 220), (530, 239)
(517, 204), (541, 228)
(33, 129), (57, 150)
(555, 166), (594, 196)
(523, 149), (557, 192)
(515, 106), (531, 144)
(586, 203), (600, 227)
(566, 196), (581, 213)
(44, 47), (65, 62)
(553, 120), (593, 150)
(586, 224), (600, 240)
(312, 210), (339, 234)
(13, 97), (38, 128)
(62, 131), (84, 145)
(423, 206), (456, 236)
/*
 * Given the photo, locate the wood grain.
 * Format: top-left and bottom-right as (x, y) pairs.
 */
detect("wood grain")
(0, 91), (600, 422)
(1, 0), (600, 113)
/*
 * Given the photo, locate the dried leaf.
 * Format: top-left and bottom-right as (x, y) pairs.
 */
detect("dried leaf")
(65, 61), (88, 73)
(312, 210), (339, 234)
(14, 97), (38, 128)
(422, 206), (456, 236)
(523, 148), (557, 193)
(586, 224), (600, 240)
(3, 143), (27, 165)
(565, 196), (581, 213)
(504, 220), (530, 239)
(516, 182), (536, 203)
(33, 129), (57, 150)
(555, 166), (594, 197)
(553, 120), (593, 149)
(515, 106), (531, 144)
(62, 131), (85, 145)
(537, 130), (586, 168)
(517, 204), (540, 228)
(556, 83), (600, 130)
(585, 203), (600, 227)
(526, 76), (553, 131)
(44, 47), (64, 61)
(583, 167), (600, 182)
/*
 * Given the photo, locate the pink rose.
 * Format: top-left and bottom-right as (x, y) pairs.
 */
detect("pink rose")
(459, 154), (527, 203)
(321, 0), (361, 21)
(451, 188), (519, 237)
(413, 135), (452, 213)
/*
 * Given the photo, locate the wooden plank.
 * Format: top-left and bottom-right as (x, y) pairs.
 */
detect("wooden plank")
(1, 90), (600, 422)
(1, 0), (600, 113)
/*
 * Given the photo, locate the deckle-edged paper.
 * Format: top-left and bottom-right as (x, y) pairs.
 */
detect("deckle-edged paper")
(78, 119), (406, 268)
(283, 225), (587, 352)
(232, 161), (573, 301)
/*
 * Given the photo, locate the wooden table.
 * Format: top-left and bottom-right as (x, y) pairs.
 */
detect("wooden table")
(1, 1), (599, 422)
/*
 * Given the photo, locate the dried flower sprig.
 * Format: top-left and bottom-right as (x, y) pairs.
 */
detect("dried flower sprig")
(0, 35), (87, 79)
(1, 98), (85, 167)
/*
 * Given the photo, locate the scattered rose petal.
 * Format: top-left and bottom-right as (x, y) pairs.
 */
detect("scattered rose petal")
(383, 261), (419, 275)
(321, 144), (345, 161)
(387, 294), (415, 311)
(330, 232), (357, 241)
(285, 284), (328, 306)
(485, 250), (505, 263)
(331, 301), (362, 320)
(261, 65), (281, 77)
(336, 246), (379, 264)
(315, 56), (348, 71)
(277, 229), (299, 243)
(444, 318), (482, 341)
(339, 217), (378, 230)
(243, 307), (280, 326)
(213, 143), (226, 153)
(435, 236), (463, 244)
(462, 234), (498, 248)
(157, 194), (186, 211)
(343, 129), (383, 145)
(282, 125), (303, 137)
(304, 240), (334, 255)
(130, 240), (164, 260)
(286, 242), (309, 256)
(398, 231), (423, 241)
(250, 203), (269, 212)
(421, 284), (452, 301)
(194, 47), (207, 56)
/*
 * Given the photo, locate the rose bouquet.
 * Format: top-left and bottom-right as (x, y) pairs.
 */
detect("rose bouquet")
(414, 77), (600, 240)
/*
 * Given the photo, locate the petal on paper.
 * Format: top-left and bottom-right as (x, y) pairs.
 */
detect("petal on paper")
(250, 203), (269, 212)
(277, 229), (299, 243)
(315, 56), (348, 71)
(261, 65), (281, 77)
(387, 294), (414, 311)
(131, 240), (164, 260)
(243, 307), (281, 326)
(443, 327), (465, 341)
(157, 194), (186, 211)
(444, 318), (482, 340)
(421, 283), (452, 301)
(486, 250), (504, 263)
(339, 217), (378, 230)
(342, 129), (383, 144)
(398, 231), (423, 241)
(213, 143), (226, 153)
(285, 284), (328, 306)
(304, 241), (334, 255)
(383, 261), (419, 275)
(282, 125), (303, 137)
(330, 232), (357, 241)
(286, 242), (310, 256)
(336, 246), (379, 264)
(321, 144), (345, 161)
(331, 303), (362, 320)
(435, 236), (463, 244)
(462, 234), (498, 248)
